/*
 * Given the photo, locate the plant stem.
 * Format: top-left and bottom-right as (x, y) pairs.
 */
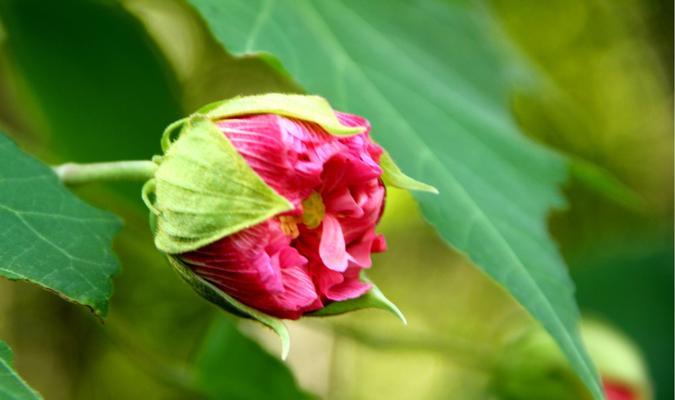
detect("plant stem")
(53, 160), (157, 185)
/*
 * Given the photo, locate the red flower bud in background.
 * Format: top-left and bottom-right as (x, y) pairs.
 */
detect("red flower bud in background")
(180, 112), (386, 319)
(491, 319), (651, 400)
(604, 380), (638, 400)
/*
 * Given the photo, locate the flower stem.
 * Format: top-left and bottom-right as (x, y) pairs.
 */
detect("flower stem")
(53, 160), (157, 186)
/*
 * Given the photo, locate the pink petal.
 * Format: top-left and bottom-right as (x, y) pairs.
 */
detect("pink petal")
(324, 267), (372, 301)
(183, 220), (323, 319)
(319, 214), (348, 272)
(371, 234), (387, 253)
(325, 187), (363, 217)
(275, 265), (322, 312)
(347, 233), (375, 268)
(218, 115), (331, 209)
(335, 111), (371, 135)
(183, 222), (283, 294)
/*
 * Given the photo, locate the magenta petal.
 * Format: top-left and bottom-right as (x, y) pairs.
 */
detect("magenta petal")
(319, 214), (348, 272)
(325, 187), (363, 217)
(335, 111), (371, 135)
(371, 234), (387, 253)
(271, 265), (321, 319)
(325, 268), (372, 301)
(347, 235), (374, 268)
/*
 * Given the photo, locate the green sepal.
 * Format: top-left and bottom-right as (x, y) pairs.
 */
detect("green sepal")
(145, 115), (293, 254)
(166, 255), (291, 359)
(380, 151), (438, 194)
(308, 273), (406, 324)
(199, 93), (365, 136)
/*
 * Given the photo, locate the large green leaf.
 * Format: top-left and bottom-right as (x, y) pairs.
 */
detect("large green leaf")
(0, 133), (121, 316)
(192, 316), (313, 400)
(0, 341), (41, 400)
(187, 0), (602, 398)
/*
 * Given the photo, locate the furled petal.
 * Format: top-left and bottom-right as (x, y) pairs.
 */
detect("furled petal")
(324, 267), (372, 301)
(267, 264), (322, 319)
(182, 222), (283, 294)
(218, 115), (327, 208)
(371, 234), (387, 253)
(182, 220), (321, 319)
(319, 214), (348, 272)
(347, 232), (377, 268)
(325, 187), (363, 218)
(335, 111), (371, 135)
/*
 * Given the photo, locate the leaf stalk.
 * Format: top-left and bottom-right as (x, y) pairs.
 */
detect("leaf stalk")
(53, 160), (157, 185)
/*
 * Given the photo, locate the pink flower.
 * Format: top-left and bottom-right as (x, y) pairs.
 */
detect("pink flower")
(180, 112), (386, 319)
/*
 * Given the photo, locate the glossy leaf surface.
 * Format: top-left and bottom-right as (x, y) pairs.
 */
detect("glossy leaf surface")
(187, 1), (602, 397)
(0, 133), (120, 316)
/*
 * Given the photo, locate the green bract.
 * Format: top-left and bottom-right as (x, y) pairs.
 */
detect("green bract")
(200, 93), (365, 136)
(309, 272), (407, 323)
(380, 151), (439, 194)
(144, 115), (293, 254)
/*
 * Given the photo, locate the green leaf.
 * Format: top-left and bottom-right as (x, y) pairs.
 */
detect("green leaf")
(200, 93), (364, 135)
(309, 273), (407, 324)
(187, 0), (602, 398)
(147, 115), (293, 254)
(380, 151), (438, 194)
(0, 341), (42, 400)
(166, 255), (290, 359)
(0, 133), (121, 316)
(192, 316), (313, 400)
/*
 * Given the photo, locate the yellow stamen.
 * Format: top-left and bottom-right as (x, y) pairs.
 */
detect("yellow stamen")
(279, 215), (301, 239)
(278, 192), (326, 238)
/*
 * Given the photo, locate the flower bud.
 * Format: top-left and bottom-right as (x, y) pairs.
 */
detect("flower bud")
(490, 320), (651, 400)
(143, 94), (433, 332)
(583, 321), (651, 400)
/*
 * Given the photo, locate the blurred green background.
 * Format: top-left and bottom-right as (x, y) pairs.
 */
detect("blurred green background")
(0, 0), (671, 399)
